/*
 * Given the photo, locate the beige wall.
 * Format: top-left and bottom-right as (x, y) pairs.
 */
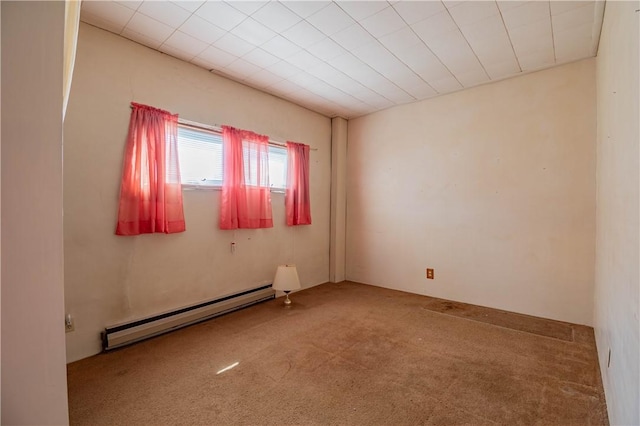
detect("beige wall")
(594, 2), (640, 425)
(64, 24), (331, 362)
(1, 2), (69, 423)
(347, 59), (596, 325)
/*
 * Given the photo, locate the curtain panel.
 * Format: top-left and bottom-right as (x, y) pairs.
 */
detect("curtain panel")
(285, 141), (312, 226)
(115, 103), (186, 235)
(220, 126), (273, 229)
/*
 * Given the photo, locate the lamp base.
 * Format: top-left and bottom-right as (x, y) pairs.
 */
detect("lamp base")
(283, 291), (292, 305)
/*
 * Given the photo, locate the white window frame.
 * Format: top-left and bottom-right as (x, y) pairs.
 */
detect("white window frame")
(176, 122), (287, 192)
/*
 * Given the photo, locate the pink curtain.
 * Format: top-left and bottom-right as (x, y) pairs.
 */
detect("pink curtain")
(115, 103), (185, 235)
(220, 126), (273, 229)
(286, 141), (312, 226)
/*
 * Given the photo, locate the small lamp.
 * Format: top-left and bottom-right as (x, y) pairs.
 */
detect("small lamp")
(272, 265), (301, 306)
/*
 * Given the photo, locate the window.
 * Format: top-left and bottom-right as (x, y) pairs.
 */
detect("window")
(177, 124), (287, 189)
(267, 145), (287, 189)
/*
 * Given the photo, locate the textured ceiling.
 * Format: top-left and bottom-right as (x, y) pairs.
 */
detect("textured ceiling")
(81, 0), (605, 119)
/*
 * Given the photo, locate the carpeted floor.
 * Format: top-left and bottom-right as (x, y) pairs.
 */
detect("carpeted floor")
(67, 281), (608, 425)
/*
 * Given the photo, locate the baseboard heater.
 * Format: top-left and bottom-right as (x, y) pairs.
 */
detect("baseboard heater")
(102, 285), (275, 351)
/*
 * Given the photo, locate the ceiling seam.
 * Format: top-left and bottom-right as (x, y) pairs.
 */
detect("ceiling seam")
(496, 0), (523, 74)
(332, 0), (417, 101)
(393, 1), (464, 93)
(297, 2), (400, 110)
(549, 1), (558, 63)
(442, 3), (491, 83)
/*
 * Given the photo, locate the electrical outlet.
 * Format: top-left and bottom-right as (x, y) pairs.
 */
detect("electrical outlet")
(65, 314), (75, 333)
(426, 268), (434, 279)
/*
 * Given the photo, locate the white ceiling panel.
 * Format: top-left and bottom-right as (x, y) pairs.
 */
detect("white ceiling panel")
(307, 62), (344, 84)
(194, 1), (247, 31)
(338, 79), (381, 101)
(125, 12), (174, 43)
(267, 78), (304, 95)
(252, 2), (302, 33)
(213, 33), (255, 57)
(242, 48), (280, 68)
(459, 13), (507, 41)
(363, 96), (395, 110)
(83, 1), (135, 28)
(266, 60), (302, 79)
(172, 1), (204, 13)
(225, 1), (266, 15)
(552, 2), (596, 32)
(331, 24), (375, 51)
(282, 1), (330, 18)
(443, 1), (464, 8)
(286, 50), (326, 70)
(230, 18), (276, 46)
(282, 21), (326, 48)
(550, 1), (593, 16)
(456, 67), (490, 87)
(311, 84), (357, 104)
(429, 76), (463, 93)
(162, 31), (208, 57)
(196, 45), (238, 68)
(446, 1), (500, 27)
(223, 58), (262, 80)
(518, 48), (556, 71)
(330, 52), (372, 76)
(384, 67), (428, 93)
(391, 1), (445, 25)
(495, 1), (527, 13)
(554, 22), (594, 61)
(115, 1), (142, 11)
(380, 66), (426, 93)
(501, 1), (551, 30)
(350, 41), (394, 66)
(246, 69), (282, 88)
(378, 26), (422, 52)
(483, 58), (521, 80)
(385, 40), (452, 82)
(355, 88), (393, 105)
(82, 0), (605, 119)
(137, 1), (190, 27)
(467, 31), (518, 65)
(82, 11), (129, 34)
(412, 10), (458, 43)
(405, 81), (438, 99)
(508, 18), (553, 54)
(306, 3), (355, 36)
(336, 1), (388, 21)
(178, 15), (225, 44)
(424, 29), (485, 74)
(359, 7), (406, 38)
(260, 35), (302, 59)
(360, 76), (414, 103)
(306, 37), (349, 61)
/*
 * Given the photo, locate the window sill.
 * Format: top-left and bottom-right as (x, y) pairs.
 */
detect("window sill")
(182, 184), (285, 194)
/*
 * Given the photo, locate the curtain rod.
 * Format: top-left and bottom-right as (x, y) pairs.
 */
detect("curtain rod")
(178, 119), (318, 151)
(127, 105), (317, 151)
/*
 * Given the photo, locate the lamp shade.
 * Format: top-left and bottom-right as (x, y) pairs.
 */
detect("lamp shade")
(272, 265), (301, 291)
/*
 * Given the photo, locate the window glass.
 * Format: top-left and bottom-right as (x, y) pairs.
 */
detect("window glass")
(268, 145), (287, 189)
(177, 125), (287, 189)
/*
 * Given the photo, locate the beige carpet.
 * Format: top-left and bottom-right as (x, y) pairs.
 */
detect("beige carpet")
(67, 281), (608, 425)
